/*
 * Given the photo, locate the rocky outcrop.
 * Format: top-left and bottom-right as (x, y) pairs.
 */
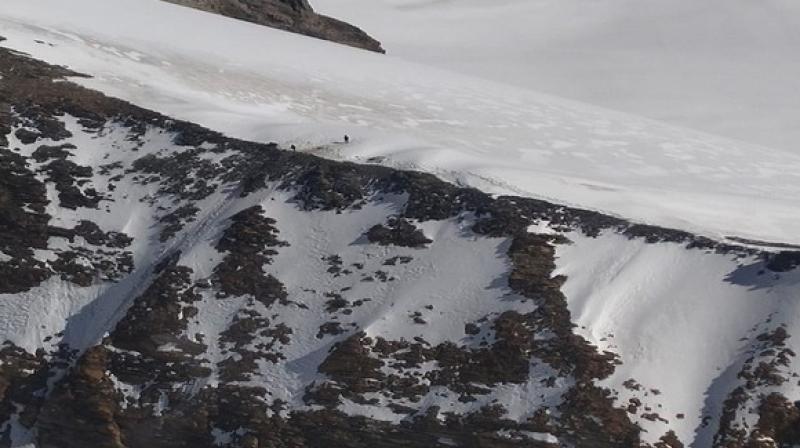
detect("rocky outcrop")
(163, 0), (385, 53)
(213, 206), (288, 307)
(365, 217), (431, 248)
(37, 346), (124, 448)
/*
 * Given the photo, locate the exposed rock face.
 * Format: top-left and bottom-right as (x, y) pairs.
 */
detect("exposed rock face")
(163, 0), (385, 53)
(365, 217), (432, 248)
(37, 347), (124, 448)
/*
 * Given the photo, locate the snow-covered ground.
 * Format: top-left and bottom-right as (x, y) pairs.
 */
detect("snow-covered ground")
(554, 231), (800, 443)
(314, 0), (800, 153)
(2, 0), (799, 246)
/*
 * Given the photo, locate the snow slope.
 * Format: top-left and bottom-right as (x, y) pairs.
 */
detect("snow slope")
(555, 231), (800, 444)
(2, 0), (800, 247)
(313, 0), (800, 153)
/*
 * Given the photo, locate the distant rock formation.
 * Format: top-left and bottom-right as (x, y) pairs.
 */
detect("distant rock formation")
(164, 0), (385, 53)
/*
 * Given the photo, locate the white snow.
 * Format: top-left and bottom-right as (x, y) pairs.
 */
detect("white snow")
(0, 403), (36, 447)
(0, 114), (235, 353)
(496, 428), (559, 444)
(553, 231), (800, 444)
(1, 0), (800, 245)
(314, 0), (800, 153)
(173, 186), (544, 417)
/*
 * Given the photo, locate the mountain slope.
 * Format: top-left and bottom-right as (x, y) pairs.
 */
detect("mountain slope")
(2, 0), (799, 247)
(2, 40), (800, 448)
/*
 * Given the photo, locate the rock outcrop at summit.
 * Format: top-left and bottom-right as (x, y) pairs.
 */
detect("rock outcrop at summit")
(163, 0), (385, 53)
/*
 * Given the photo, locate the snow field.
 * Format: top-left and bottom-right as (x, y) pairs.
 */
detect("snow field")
(2, 0), (800, 244)
(553, 230), (800, 444)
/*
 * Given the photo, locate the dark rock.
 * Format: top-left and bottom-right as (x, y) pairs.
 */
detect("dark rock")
(14, 128), (41, 144)
(213, 206), (288, 306)
(365, 217), (431, 248)
(163, 0), (385, 53)
(37, 346), (125, 448)
(766, 251), (800, 272)
(31, 143), (76, 162)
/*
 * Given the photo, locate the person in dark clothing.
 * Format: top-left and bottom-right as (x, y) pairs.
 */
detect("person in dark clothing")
(344, 134), (350, 143)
